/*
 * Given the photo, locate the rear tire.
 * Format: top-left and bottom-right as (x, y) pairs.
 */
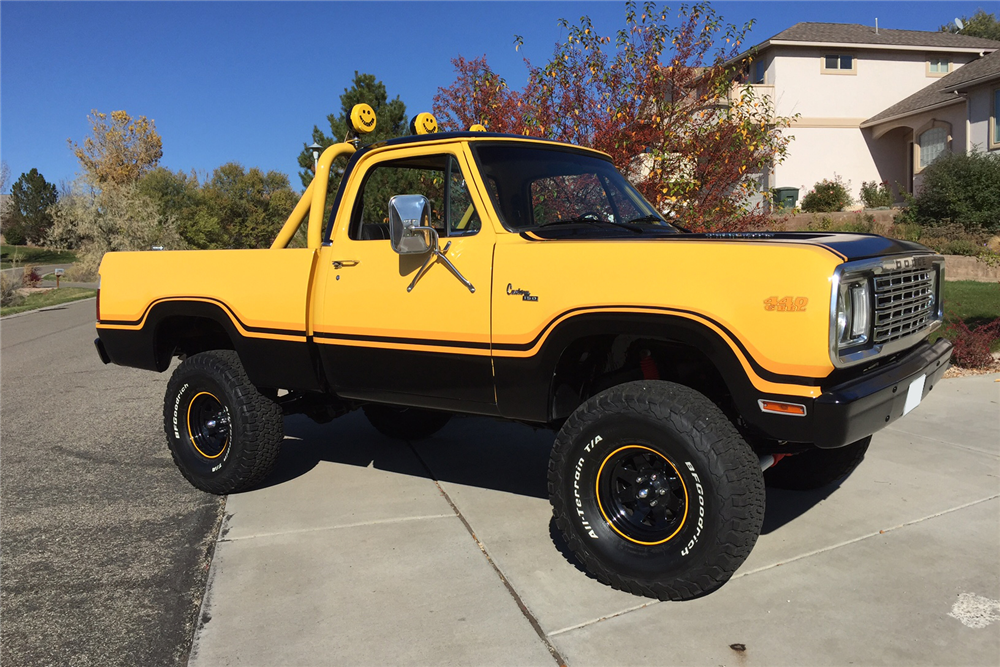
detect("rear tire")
(764, 436), (871, 490)
(548, 380), (765, 601)
(362, 404), (452, 440)
(163, 350), (283, 494)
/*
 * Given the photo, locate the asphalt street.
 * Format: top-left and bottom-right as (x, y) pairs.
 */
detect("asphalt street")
(0, 299), (223, 667)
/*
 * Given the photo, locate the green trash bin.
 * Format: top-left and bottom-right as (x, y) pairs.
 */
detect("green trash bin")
(773, 187), (799, 210)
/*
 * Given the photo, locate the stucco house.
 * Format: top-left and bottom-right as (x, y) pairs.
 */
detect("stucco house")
(733, 22), (1000, 205)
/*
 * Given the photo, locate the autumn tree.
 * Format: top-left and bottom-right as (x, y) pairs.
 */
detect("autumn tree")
(939, 9), (1000, 41)
(70, 110), (163, 186)
(1, 160), (10, 193)
(3, 168), (58, 245)
(434, 1), (794, 231)
(296, 72), (409, 187)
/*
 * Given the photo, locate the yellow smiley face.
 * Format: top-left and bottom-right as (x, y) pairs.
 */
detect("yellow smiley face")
(410, 112), (438, 135)
(350, 104), (377, 134)
(468, 124), (487, 132)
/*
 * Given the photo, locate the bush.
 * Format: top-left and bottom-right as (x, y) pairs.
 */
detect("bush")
(801, 175), (852, 212)
(21, 264), (41, 287)
(945, 318), (1000, 369)
(0, 272), (22, 307)
(910, 151), (1000, 234)
(860, 181), (894, 208)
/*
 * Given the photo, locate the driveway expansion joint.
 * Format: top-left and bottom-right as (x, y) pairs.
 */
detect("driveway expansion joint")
(885, 425), (1000, 457)
(406, 440), (568, 667)
(217, 513), (457, 542)
(735, 493), (1000, 580)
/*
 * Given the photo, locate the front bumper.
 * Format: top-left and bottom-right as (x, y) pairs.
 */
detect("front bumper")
(811, 338), (952, 448)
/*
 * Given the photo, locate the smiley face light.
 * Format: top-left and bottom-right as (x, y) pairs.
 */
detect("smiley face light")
(410, 112), (438, 135)
(468, 124), (487, 132)
(349, 104), (377, 134)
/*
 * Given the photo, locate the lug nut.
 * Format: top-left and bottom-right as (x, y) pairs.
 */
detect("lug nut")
(649, 500), (658, 507)
(658, 488), (666, 496)
(638, 489), (649, 499)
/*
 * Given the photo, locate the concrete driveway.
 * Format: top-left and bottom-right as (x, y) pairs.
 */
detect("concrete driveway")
(190, 374), (1000, 666)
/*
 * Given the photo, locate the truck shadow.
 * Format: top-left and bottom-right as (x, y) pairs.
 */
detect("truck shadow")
(258, 412), (554, 499)
(258, 411), (848, 532)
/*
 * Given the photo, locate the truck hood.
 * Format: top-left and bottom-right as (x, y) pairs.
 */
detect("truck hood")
(519, 228), (930, 262)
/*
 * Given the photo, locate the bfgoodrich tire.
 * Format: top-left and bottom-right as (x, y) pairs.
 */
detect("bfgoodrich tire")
(764, 436), (871, 490)
(362, 404), (452, 440)
(548, 381), (765, 601)
(163, 350), (283, 494)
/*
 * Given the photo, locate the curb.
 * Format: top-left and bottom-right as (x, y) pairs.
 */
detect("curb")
(1, 296), (96, 320)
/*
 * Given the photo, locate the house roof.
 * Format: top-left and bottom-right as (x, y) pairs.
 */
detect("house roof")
(767, 22), (1000, 50)
(729, 22), (1000, 66)
(863, 49), (1000, 126)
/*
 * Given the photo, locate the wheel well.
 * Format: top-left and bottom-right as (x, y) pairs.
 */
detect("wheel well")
(550, 335), (733, 422)
(154, 315), (234, 369)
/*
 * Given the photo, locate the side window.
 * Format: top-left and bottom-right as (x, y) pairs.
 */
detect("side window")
(530, 173), (614, 225)
(448, 158), (482, 237)
(351, 154), (481, 240)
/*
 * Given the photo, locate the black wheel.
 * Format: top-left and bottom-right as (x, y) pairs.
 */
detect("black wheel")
(548, 380), (765, 601)
(163, 350), (283, 494)
(362, 404), (452, 440)
(764, 436), (871, 490)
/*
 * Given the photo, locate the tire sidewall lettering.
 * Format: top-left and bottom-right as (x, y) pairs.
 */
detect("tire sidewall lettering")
(565, 419), (716, 570)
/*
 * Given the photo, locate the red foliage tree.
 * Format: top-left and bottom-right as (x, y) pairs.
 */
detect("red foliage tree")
(433, 1), (795, 232)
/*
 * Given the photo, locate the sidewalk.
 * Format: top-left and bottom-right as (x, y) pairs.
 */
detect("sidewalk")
(189, 375), (1000, 666)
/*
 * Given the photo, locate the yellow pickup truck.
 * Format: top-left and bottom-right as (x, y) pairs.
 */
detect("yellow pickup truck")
(95, 106), (951, 600)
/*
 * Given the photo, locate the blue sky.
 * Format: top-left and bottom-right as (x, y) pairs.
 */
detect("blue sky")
(0, 1), (991, 192)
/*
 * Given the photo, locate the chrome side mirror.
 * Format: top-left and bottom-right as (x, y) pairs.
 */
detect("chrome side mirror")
(389, 195), (435, 255)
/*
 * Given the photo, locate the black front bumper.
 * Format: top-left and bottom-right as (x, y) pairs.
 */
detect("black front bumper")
(811, 338), (952, 448)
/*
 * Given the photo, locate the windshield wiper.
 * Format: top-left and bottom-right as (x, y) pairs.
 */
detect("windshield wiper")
(545, 217), (644, 234)
(625, 214), (688, 233)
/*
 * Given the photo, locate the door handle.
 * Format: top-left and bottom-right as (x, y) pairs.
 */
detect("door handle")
(332, 260), (360, 269)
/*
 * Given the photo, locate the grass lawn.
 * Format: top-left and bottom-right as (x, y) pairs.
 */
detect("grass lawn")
(935, 280), (1000, 353)
(1, 288), (96, 317)
(0, 245), (78, 269)
(942, 281), (1000, 326)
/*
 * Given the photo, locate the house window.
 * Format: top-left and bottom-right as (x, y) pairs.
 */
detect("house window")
(822, 54), (855, 74)
(927, 57), (951, 76)
(918, 126), (948, 168)
(992, 88), (1000, 148)
(753, 60), (766, 84)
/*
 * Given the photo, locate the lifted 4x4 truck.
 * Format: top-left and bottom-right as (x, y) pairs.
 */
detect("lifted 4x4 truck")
(95, 105), (952, 600)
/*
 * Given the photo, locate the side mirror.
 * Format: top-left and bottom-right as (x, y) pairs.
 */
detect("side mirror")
(389, 195), (437, 255)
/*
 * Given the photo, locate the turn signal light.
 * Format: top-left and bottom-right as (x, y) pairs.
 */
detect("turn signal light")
(758, 400), (807, 416)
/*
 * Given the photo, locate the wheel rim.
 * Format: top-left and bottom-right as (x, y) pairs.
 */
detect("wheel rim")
(595, 445), (688, 545)
(186, 392), (230, 459)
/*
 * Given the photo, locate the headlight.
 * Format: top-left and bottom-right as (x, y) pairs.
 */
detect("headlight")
(835, 276), (870, 349)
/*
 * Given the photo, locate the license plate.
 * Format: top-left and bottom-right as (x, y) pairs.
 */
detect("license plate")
(903, 374), (926, 416)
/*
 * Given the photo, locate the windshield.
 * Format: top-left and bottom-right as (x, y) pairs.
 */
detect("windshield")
(472, 143), (678, 233)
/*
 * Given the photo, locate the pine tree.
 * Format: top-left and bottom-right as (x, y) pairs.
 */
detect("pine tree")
(296, 72), (409, 188)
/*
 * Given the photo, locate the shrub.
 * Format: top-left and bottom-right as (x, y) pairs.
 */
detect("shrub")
(801, 175), (852, 212)
(911, 151), (1000, 234)
(0, 272), (22, 307)
(860, 181), (893, 208)
(945, 318), (1000, 369)
(21, 264), (41, 288)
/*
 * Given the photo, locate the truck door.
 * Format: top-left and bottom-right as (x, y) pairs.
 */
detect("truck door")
(310, 145), (497, 414)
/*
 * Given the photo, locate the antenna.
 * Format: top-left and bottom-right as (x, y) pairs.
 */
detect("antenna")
(875, 18), (879, 35)
(955, 18), (965, 31)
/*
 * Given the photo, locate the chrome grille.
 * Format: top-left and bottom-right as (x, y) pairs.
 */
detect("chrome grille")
(872, 266), (935, 344)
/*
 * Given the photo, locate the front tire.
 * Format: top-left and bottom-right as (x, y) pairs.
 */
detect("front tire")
(548, 381), (765, 601)
(163, 350), (283, 494)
